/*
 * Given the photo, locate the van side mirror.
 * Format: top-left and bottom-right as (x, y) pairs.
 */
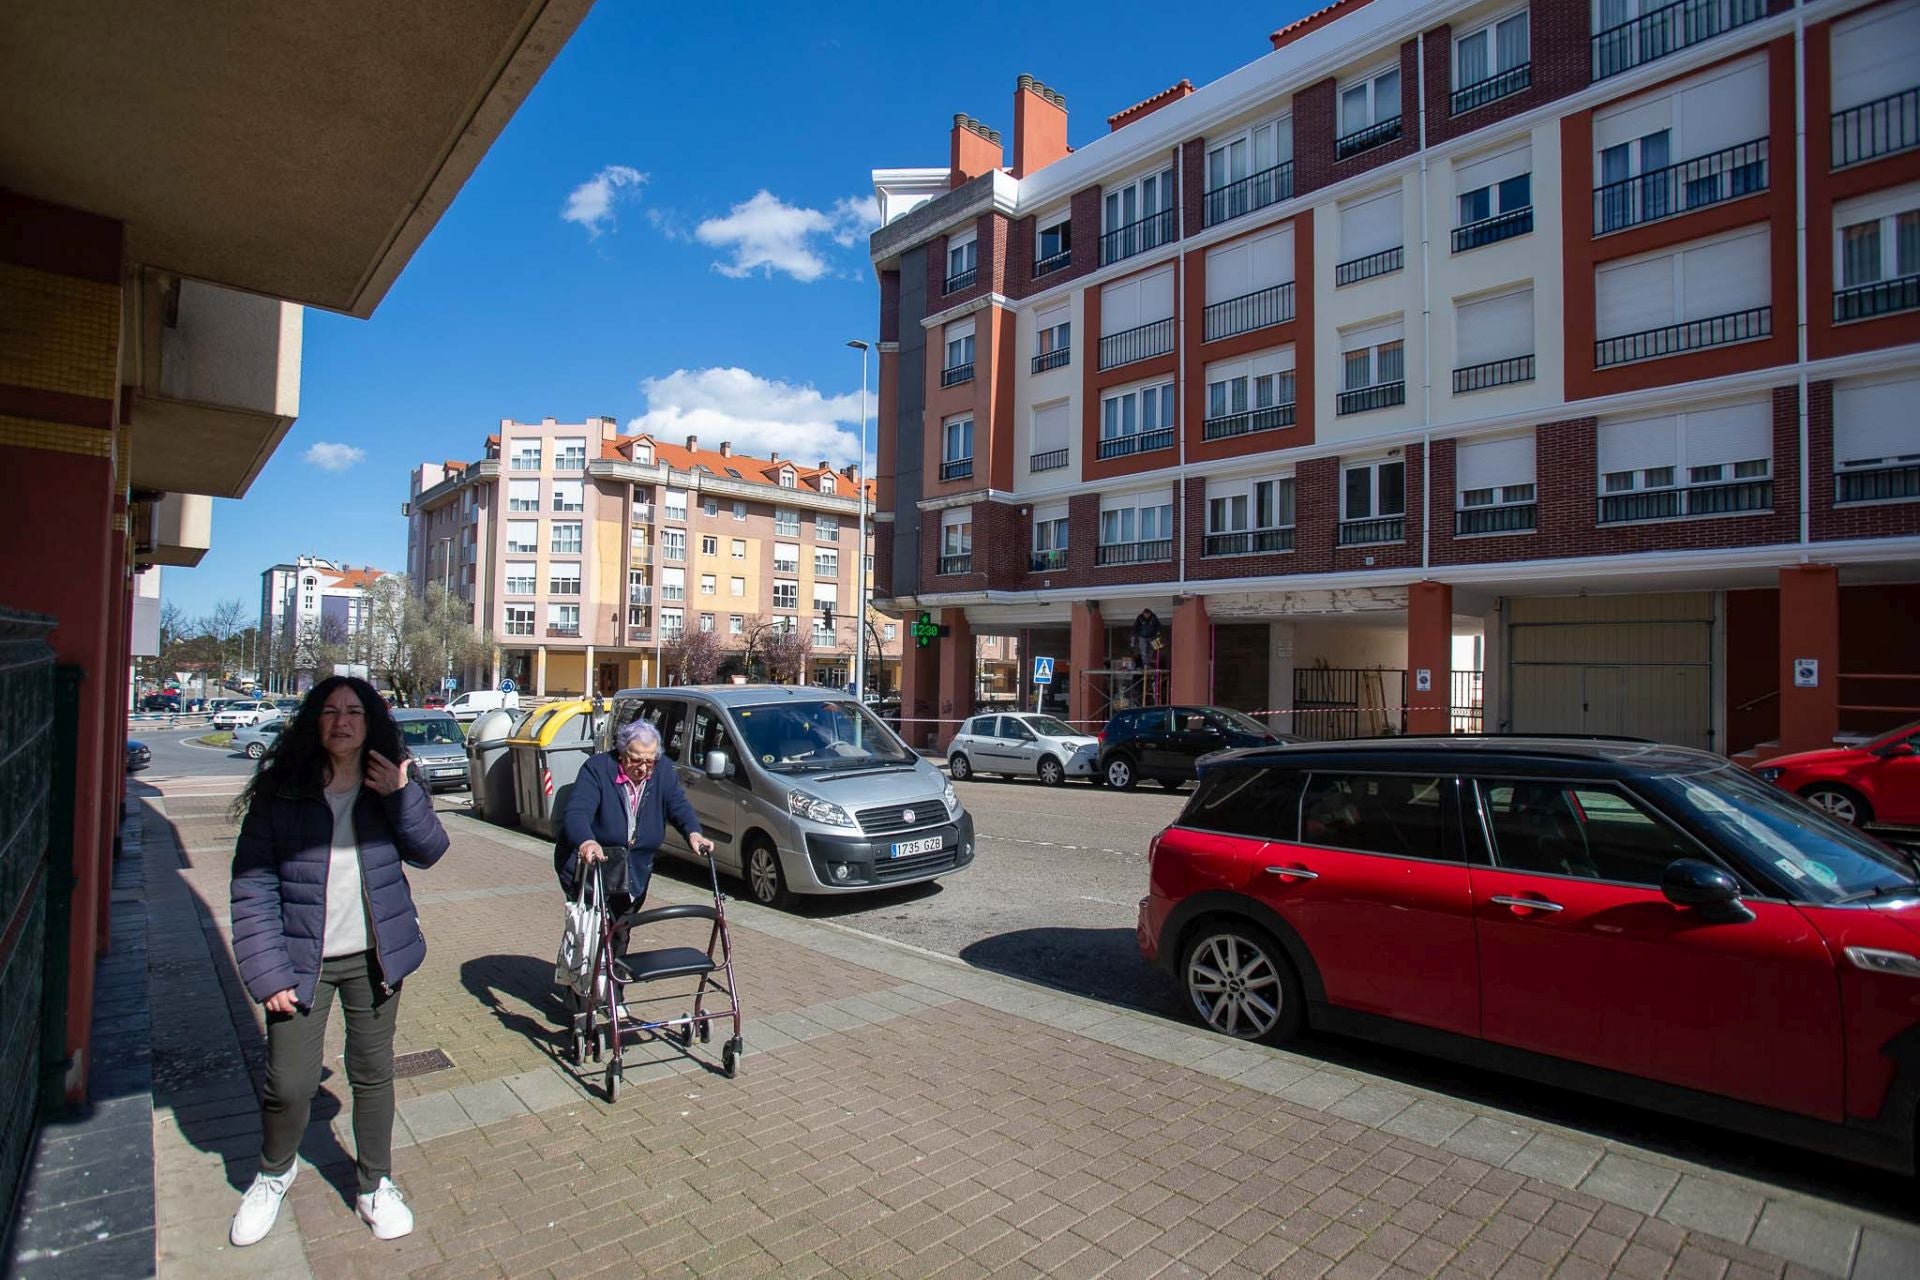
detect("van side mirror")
(705, 750), (730, 779)
(1661, 858), (1753, 924)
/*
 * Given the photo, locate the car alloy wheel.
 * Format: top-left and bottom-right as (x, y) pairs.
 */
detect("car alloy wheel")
(1803, 785), (1867, 827)
(1182, 925), (1302, 1046)
(1037, 757), (1064, 787)
(746, 842), (790, 909)
(1105, 756), (1136, 790)
(948, 752), (971, 782)
(246, 742), (265, 759)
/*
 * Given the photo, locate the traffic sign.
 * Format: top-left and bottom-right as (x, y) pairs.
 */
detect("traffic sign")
(442, 676), (459, 692)
(500, 678), (517, 693)
(1032, 656), (1055, 685)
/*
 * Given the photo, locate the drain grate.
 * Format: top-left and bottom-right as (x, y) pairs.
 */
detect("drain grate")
(392, 1048), (455, 1078)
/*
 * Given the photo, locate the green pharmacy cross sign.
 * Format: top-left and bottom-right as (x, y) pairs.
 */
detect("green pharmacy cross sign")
(909, 611), (949, 648)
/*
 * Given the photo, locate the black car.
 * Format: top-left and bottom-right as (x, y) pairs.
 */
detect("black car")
(125, 740), (151, 772)
(140, 693), (179, 712)
(1097, 705), (1293, 790)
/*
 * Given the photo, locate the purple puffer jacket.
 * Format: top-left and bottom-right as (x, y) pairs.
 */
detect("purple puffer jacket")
(230, 777), (449, 1007)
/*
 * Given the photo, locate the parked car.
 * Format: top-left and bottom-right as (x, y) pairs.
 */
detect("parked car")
(948, 712), (1100, 786)
(1098, 705), (1294, 791)
(1139, 736), (1920, 1172)
(395, 710), (471, 791)
(125, 739), (150, 772)
(446, 689), (518, 722)
(1752, 719), (1920, 830)
(140, 693), (179, 713)
(211, 699), (274, 729)
(232, 717), (285, 760)
(602, 684), (972, 909)
(421, 693), (449, 709)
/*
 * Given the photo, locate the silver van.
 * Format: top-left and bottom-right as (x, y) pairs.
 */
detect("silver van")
(602, 684), (974, 908)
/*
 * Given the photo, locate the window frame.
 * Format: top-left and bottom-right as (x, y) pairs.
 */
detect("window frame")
(1341, 459), (1408, 521)
(1467, 776), (1728, 889)
(1295, 771), (1462, 863)
(1340, 64), (1403, 135)
(1453, 6), (1531, 91)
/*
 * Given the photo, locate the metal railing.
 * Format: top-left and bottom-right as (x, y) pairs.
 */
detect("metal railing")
(1029, 549), (1069, 572)
(1203, 527), (1294, 556)
(1833, 275), (1920, 324)
(1597, 478), (1771, 523)
(1832, 87), (1920, 168)
(1591, 0), (1765, 81)
(1204, 281), (1294, 341)
(630, 502), (654, 523)
(1202, 401), (1295, 441)
(627, 585), (651, 604)
(1453, 355), (1535, 393)
(1095, 538), (1173, 565)
(1336, 380), (1407, 415)
(1034, 248), (1072, 278)
(939, 457), (973, 482)
(1593, 137), (1767, 234)
(937, 553), (972, 575)
(1838, 462), (1920, 504)
(1203, 162), (1295, 227)
(945, 264), (978, 293)
(1098, 316), (1176, 369)
(1338, 515), (1405, 545)
(1456, 503), (1537, 535)
(1100, 208), (1177, 265)
(1096, 426), (1176, 460)
(1030, 447), (1070, 473)
(546, 625), (581, 638)
(1336, 116), (1402, 160)
(1294, 667), (1407, 740)
(941, 361), (974, 387)
(626, 626), (652, 643)
(1594, 305), (1770, 367)
(1452, 62), (1531, 115)
(1032, 347), (1071, 373)
(628, 541), (651, 564)
(1336, 245), (1404, 286)
(1452, 206), (1533, 253)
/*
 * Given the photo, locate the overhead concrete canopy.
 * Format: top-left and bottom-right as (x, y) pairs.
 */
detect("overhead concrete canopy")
(0, 0), (592, 317)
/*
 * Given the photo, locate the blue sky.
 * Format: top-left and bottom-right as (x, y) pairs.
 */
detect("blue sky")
(167, 0), (1311, 622)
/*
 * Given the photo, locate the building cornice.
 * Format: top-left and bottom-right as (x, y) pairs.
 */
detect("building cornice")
(588, 459), (865, 515)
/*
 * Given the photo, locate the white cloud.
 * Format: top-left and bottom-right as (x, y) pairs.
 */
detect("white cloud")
(627, 368), (864, 467)
(694, 190), (882, 281)
(562, 164), (647, 236)
(303, 442), (366, 471)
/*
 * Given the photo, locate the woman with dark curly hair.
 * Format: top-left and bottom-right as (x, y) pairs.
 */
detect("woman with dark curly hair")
(226, 676), (448, 1247)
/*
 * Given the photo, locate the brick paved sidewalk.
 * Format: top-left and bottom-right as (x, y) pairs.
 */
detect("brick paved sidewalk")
(102, 783), (1920, 1276)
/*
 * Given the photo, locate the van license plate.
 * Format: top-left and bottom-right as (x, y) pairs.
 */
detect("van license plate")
(890, 836), (942, 858)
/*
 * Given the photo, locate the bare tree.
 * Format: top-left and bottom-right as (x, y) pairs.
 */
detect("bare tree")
(759, 621), (812, 685)
(201, 598), (246, 685)
(664, 625), (723, 686)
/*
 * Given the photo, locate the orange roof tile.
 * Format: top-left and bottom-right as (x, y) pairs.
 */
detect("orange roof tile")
(324, 568), (386, 591)
(1270, 0), (1376, 51)
(1107, 79), (1194, 132)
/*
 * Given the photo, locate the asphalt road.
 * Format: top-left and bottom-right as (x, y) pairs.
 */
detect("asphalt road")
(125, 723), (259, 781)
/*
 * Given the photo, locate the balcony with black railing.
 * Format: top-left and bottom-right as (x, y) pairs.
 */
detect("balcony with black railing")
(945, 264), (977, 294)
(940, 361), (974, 387)
(1838, 462), (1920, 504)
(1336, 116), (1402, 160)
(939, 457), (973, 482)
(1591, 0), (1765, 82)
(1335, 245), (1404, 286)
(1203, 527), (1295, 557)
(1204, 281), (1294, 341)
(1456, 503), (1537, 535)
(1336, 380), (1407, 416)
(1100, 208), (1177, 266)
(1096, 427), (1176, 460)
(1034, 248), (1072, 278)
(1337, 515), (1405, 546)
(1834, 275), (1920, 324)
(1098, 316), (1176, 370)
(1593, 137), (1767, 234)
(1452, 206), (1533, 253)
(547, 624), (581, 638)
(1595, 305), (1770, 367)
(1833, 87), (1920, 168)
(1452, 62), (1531, 115)
(1453, 355), (1535, 394)
(1095, 539), (1173, 566)
(1032, 347), (1071, 373)
(1203, 162), (1295, 228)
(1598, 478), (1772, 523)
(1030, 447), (1070, 473)
(937, 553), (973, 575)
(1202, 401), (1296, 441)
(1029, 548), (1069, 572)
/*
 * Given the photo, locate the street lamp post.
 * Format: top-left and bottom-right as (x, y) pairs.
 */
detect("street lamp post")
(845, 339), (872, 703)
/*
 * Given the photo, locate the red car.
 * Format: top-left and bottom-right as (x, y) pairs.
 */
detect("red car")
(1139, 737), (1920, 1171)
(1753, 720), (1920, 829)
(421, 694), (449, 709)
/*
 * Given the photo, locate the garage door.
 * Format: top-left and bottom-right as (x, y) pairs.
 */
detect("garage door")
(1506, 593), (1715, 750)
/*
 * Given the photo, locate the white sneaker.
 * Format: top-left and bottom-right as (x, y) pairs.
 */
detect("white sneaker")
(229, 1165), (296, 1246)
(356, 1177), (414, 1240)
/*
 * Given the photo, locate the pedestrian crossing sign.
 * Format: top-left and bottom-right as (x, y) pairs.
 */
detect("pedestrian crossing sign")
(1032, 656), (1055, 685)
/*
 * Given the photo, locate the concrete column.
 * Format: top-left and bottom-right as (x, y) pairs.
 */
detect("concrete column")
(1407, 581), (1454, 736)
(1069, 602), (1105, 729)
(1267, 622), (1296, 735)
(1779, 565), (1840, 752)
(535, 645), (549, 696)
(584, 644), (595, 696)
(898, 635), (940, 751)
(936, 608), (973, 750)
(1171, 596), (1211, 705)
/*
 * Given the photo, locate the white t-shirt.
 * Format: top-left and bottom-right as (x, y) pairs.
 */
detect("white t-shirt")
(322, 783), (370, 958)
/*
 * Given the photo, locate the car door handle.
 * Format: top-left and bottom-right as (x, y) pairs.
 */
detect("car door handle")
(1263, 866), (1319, 881)
(1491, 895), (1564, 914)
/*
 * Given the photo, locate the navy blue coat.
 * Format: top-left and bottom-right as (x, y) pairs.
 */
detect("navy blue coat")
(555, 751), (702, 898)
(230, 777), (450, 1007)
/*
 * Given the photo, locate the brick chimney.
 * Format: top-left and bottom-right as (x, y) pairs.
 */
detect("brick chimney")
(719, 441), (732, 457)
(949, 114), (1003, 189)
(685, 434), (698, 451)
(1012, 75), (1069, 179)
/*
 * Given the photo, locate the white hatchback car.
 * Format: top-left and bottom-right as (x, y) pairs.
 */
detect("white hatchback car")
(948, 712), (1100, 787)
(211, 699), (273, 729)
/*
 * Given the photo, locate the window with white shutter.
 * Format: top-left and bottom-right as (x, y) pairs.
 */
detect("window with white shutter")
(1336, 189), (1404, 283)
(1833, 375), (1920, 503)
(1099, 267), (1176, 369)
(1030, 401), (1071, 473)
(1594, 56), (1768, 232)
(1453, 143), (1534, 251)
(1594, 228), (1770, 366)
(1031, 502), (1070, 569)
(1337, 320), (1407, 415)
(1203, 347), (1297, 439)
(1830, 0), (1920, 117)
(508, 479), (540, 512)
(1455, 433), (1538, 533)
(1598, 401), (1773, 521)
(1453, 288), (1535, 392)
(1204, 227), (1295, 338)
(1204, 116), (1294, 225)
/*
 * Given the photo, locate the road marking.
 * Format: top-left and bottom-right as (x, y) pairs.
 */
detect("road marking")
(985, 833), (1143, 860)
(1078, 895), (1134, 906)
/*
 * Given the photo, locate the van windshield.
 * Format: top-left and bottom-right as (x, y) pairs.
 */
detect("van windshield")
(728, 700), (914, 774)
(399, 717), (465, 748)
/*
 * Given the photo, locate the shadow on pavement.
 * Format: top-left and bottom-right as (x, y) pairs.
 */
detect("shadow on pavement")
(960, 926), (1186, 1015)
(646, 851), (948, 918)
(459, 952), (567, 1053)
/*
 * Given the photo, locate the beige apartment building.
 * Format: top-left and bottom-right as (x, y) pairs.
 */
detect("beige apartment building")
(407, 417), (900, 697)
